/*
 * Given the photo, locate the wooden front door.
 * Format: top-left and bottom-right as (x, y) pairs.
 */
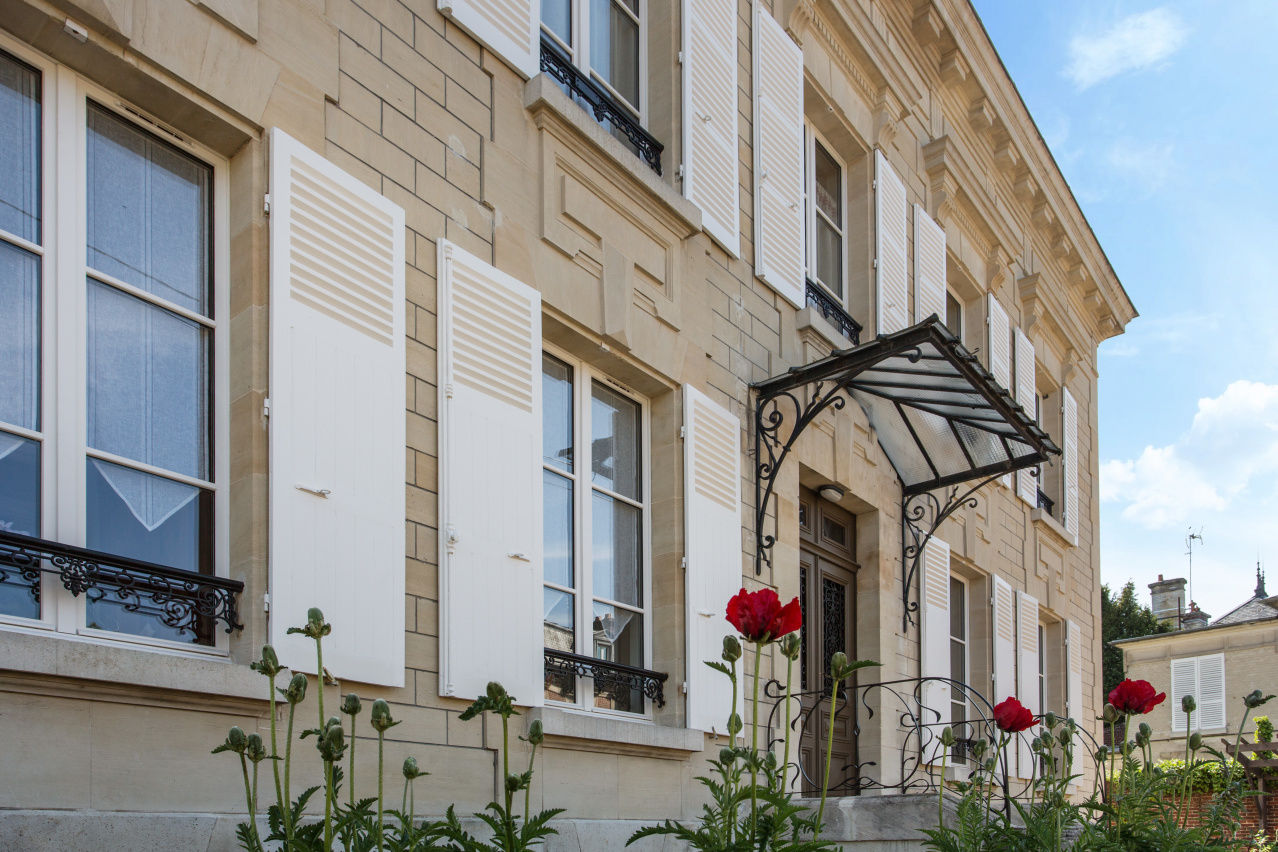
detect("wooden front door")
(796, 489), (859, 796)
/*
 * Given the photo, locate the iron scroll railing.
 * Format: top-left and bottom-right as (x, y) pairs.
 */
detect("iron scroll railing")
(761, 674), (1103, 809)
(544, 647), (669, 708)
(0, 529), (245, 641)
(804, 279), (863, 345)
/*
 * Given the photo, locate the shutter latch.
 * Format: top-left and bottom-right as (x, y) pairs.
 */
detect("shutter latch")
(263, 193), (271, 216)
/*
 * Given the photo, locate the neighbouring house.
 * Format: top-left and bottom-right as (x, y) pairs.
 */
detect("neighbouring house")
(0, 0), (1134, 848)
(1116, 570), (1278, 763)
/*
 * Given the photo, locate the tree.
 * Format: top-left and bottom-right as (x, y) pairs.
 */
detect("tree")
(1101, 581), (1171, 697)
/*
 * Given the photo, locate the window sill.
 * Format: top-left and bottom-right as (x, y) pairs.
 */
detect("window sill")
(529, 704), (705, 759)
(0, 626), (263, 705)
(1031, 507), (1077, 549)
(797, 305), (856, 351)
(523, 74), (701, 234)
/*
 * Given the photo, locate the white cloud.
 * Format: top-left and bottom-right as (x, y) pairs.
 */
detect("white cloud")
(1106, 138), (1175, 193)
(1066, 8), (1190, 89)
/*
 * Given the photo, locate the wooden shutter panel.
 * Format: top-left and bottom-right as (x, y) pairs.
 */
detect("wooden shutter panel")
(1170, 656), (1198, 732)
(992, 576), (1016, 702)
(437, 239), (544, 705)
(1062, 388), (1080, 536)
(987, 296), (1012, 488)
(268, 128), (406, 687)
(437, 0), (538, 79)
(684, 385), (743, 733)
(683, 0), (739, 256)
(1197, 654), (1226, 730)
(1065, 619), (1083, 722)
(752, 6), (804, 307)
(1015, 590), (1039, 776)
(920, 538), (951, 749)
(913, 205), (947, 324)
(874, 151), (908, 335)
(1014, 328), (1036, 505)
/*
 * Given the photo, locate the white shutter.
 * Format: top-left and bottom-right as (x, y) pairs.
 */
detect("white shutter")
(1065, 619), (1083, 722)
(437, 0), (538, 79)
(268, 128), (406, 687)
(920, 538), (951, 756)
(991, 575), (1016, 784)
(1062, 388), (1079, 536)
(683, 0), (740, 255)
(1015, 590), (1039, 776)
(437, 239), (544, 705)
(1197, 654), (1226, 730)
(752, 6), (804, 307)
(987, 296), (1012, 488)
(1014, 328), (1036, 505)
(684, 385), (744, 733)
(1170, 656), (1198, 732)
(913, 205), (947, 324)
(874, 151), (908, 335)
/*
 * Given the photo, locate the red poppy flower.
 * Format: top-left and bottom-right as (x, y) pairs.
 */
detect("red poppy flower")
(992, 696), (1037, 733)
(725, 588), (802, 643)
(1108, 679), (1166, 715)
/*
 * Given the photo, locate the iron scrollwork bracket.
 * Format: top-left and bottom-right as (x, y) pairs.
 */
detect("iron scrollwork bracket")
(544, 648), (668, 707)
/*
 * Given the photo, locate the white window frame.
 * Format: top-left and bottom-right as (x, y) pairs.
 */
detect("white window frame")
(0, 35), (230, 656)
(804, 123), (847, 304)
(949, 573), (970, 761)
(541, 344), (653, 718)
(540, 0), (648, 123)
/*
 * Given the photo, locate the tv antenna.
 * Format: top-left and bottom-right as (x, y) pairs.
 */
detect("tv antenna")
(1185, 528), (1204, 605)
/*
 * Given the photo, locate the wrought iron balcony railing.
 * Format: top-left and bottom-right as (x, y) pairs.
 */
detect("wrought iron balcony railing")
(805, 279), (862, 345)
(0, 530), (245, 640)
(544, 647), (668, 707)
(539, 36), (664, 175)
(1037, 488), (1055, 516)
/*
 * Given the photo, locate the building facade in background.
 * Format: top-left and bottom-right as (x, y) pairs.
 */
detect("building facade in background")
(0, 0), (1134, 846)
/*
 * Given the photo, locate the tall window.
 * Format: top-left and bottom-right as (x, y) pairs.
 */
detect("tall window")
(805, 128), (844, 300)
(542, 350), (649, 714)
(0, 44), (223, 648)
(945, 291), (963, 341)
(949, 575), (968, 759)
(541, 0), (643, 118)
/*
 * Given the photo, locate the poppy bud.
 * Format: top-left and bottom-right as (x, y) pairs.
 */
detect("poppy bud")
(940, 727), (956, 748)
(487, 682), (508, 702)
(1043, 712), (1058, 730)
(722, 635), (742, 663)
(778, 633), (800, 661)
(728, 713), (743, 736)
(830, 651), (849, 678)
(246, 733), (267, 763)
(1102, 703), (1119, 724)
(505, 774), (522, 793)
(403, 756), (426, 780)
(528, 719), (544, 746)
(213, 725), (249, 755)
(281, 673), (308, 705)
(1138, 722), (1151, 739)
(1182, 695), (1197, 714)
(1244, 690), (1275, 709)
(1096, 746), (1108, 763)
(341, 693), (362, 717)
(1189, 733), (1203, 750)
(1134, 729), (1148, 747)
(251, 645), (283, 678)
(319, 721), (345, 761)
(719, 747), (736, 765)
(971, 739), (987, 759)
(1058, 728), (1072, 746)
(370, 698), (399, 733)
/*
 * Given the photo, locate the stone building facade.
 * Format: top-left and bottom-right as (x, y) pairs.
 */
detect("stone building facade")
(0, 0), (1133, 847)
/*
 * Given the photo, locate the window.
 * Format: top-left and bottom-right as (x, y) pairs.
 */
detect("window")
(1171, 653), (1226, 732)
(0, 43), (226, 649)
(949, 575), (969, 760)
(945, 291), (962, 341)
(805, 127), (845, 301)
(541, 0), (643, 119)
(542, 349), (650, 714)
(1037, 624), (1046, 714)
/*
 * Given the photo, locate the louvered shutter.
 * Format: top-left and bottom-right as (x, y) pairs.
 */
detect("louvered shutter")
(1065, 619), (1083, 722)
(1171, 657), (1198, 732)
(437, 239), (544, 705)
(752, 6), (803, 307)
(683, 0), (739, 256)
(1015, 590), (1039, 776)
(875, 151), (908, 334)
(920, 538), (951, 758)
(987, 296), (1012, 488)
(437, 0), (538, 79)
(684, 385), (744, 733)
(1198, 654), (1226, 730)
(1014, 328), (1036, 504)
(914, 205), (947, 324)
(991, 576), (1016, 783)
(1062, 388), (1079, 536)
(268, 128), (407, 687)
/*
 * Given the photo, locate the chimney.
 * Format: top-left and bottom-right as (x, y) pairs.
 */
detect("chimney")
(1149, 576), (1187, 628)
(1182, 601), (1210, 630)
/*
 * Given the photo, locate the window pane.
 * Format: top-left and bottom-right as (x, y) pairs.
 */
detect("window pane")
(543, 354), (573, 472)
(949, 577), (965, 639)
(591, 0), (640, 107)
(542, 0), (572, 46)
(813, 142), (841, 226)
(0, 431), (41, 619)
(0, 240), (40, 431)
(544, 470), (574, 588)
(87, 104), (211, 315)
(814, 217), (842, 296)
(950, 638), (965, 684)
(87, 280), (211, 480)
(945, 292), (962, 339)
(86, 458), (213, 643)
(590, 382), (640, 498)
(592, 601), (642, 711)
(0, 50), (40, 244)
(544, 587), (576, 702)
(592, 492), (640, 607)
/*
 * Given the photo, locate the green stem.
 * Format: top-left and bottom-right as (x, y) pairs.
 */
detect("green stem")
(349, 714), (357, 808)
(283, 701), (296, 843)
(815, 669), (842, 832)
(750, 641), (762, 838)
(1178, 707), (1192, 827)
(938, 745), (948, 831)
(323, 758), (333, 851)
(267, 674), (283, 842)
(377, 729), (386, 852)
(315, 640), (326, 730)
(239, 754), (259, 851)
(782, 652), (794, 793)
(251, 760), (261, 852)
(503, 713), (515, 849)
(525, 740), (537, 823)
(726, 655), (738, 848)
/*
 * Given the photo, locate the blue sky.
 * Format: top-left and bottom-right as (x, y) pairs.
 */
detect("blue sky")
(971, 0), (1278, 619)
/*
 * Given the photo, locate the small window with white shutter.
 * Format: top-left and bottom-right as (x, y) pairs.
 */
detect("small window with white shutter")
(542, 347), (651, 715)
(1171, 653), (1226, 732)
(805, 126), (846, 303)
